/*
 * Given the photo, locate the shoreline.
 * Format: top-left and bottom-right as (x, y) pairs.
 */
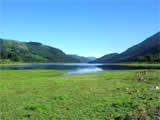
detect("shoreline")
(113, 63), (160, 68)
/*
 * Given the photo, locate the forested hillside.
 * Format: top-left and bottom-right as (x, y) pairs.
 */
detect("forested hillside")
(0, 39), (80, 63)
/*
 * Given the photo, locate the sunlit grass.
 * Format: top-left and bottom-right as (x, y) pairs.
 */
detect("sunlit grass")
(0, 69), (160, 120)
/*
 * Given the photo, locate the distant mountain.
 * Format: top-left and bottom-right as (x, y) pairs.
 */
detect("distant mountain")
(92, 32), (160, 63)
(87, 57), (97, 61)
(0, 39), (80, 63)
(69, 55), (97, 63)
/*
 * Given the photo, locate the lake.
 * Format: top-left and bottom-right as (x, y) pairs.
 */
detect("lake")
(0, 63), (159, 75)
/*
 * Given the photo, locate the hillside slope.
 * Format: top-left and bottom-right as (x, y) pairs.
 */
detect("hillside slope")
(91, 53), (119, 63)
(0, 39), (80, 63)
(92, 32), (160, 63)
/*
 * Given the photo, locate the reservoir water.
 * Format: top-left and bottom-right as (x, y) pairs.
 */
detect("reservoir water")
(0, 63), (159, 75)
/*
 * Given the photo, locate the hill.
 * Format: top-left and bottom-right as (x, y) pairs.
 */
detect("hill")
(0, 39), (80, 63)
(91, 53), (119, 63)
(69, 54), (97, 63)
(92, 32), (160, 63)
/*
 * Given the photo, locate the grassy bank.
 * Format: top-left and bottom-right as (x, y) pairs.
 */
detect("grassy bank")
(0, 69), (160, 120)
(114, 63), (160, 68)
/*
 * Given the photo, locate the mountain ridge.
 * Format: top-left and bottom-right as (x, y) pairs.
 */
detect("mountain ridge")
(92, 32), (160, 63)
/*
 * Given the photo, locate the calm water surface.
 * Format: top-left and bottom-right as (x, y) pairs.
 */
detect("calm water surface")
(0, 63), (158, 75)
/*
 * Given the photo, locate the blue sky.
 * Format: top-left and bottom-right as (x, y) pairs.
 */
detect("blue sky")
(0, 0), (159, 57)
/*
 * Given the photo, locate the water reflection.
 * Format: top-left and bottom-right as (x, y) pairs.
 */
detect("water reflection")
(63, 66), (103, 75)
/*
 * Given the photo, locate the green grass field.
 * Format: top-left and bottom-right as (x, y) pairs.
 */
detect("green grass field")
(0, 69), (160, 120)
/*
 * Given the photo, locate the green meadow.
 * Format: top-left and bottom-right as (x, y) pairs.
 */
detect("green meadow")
(0, 69), (160, 120)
